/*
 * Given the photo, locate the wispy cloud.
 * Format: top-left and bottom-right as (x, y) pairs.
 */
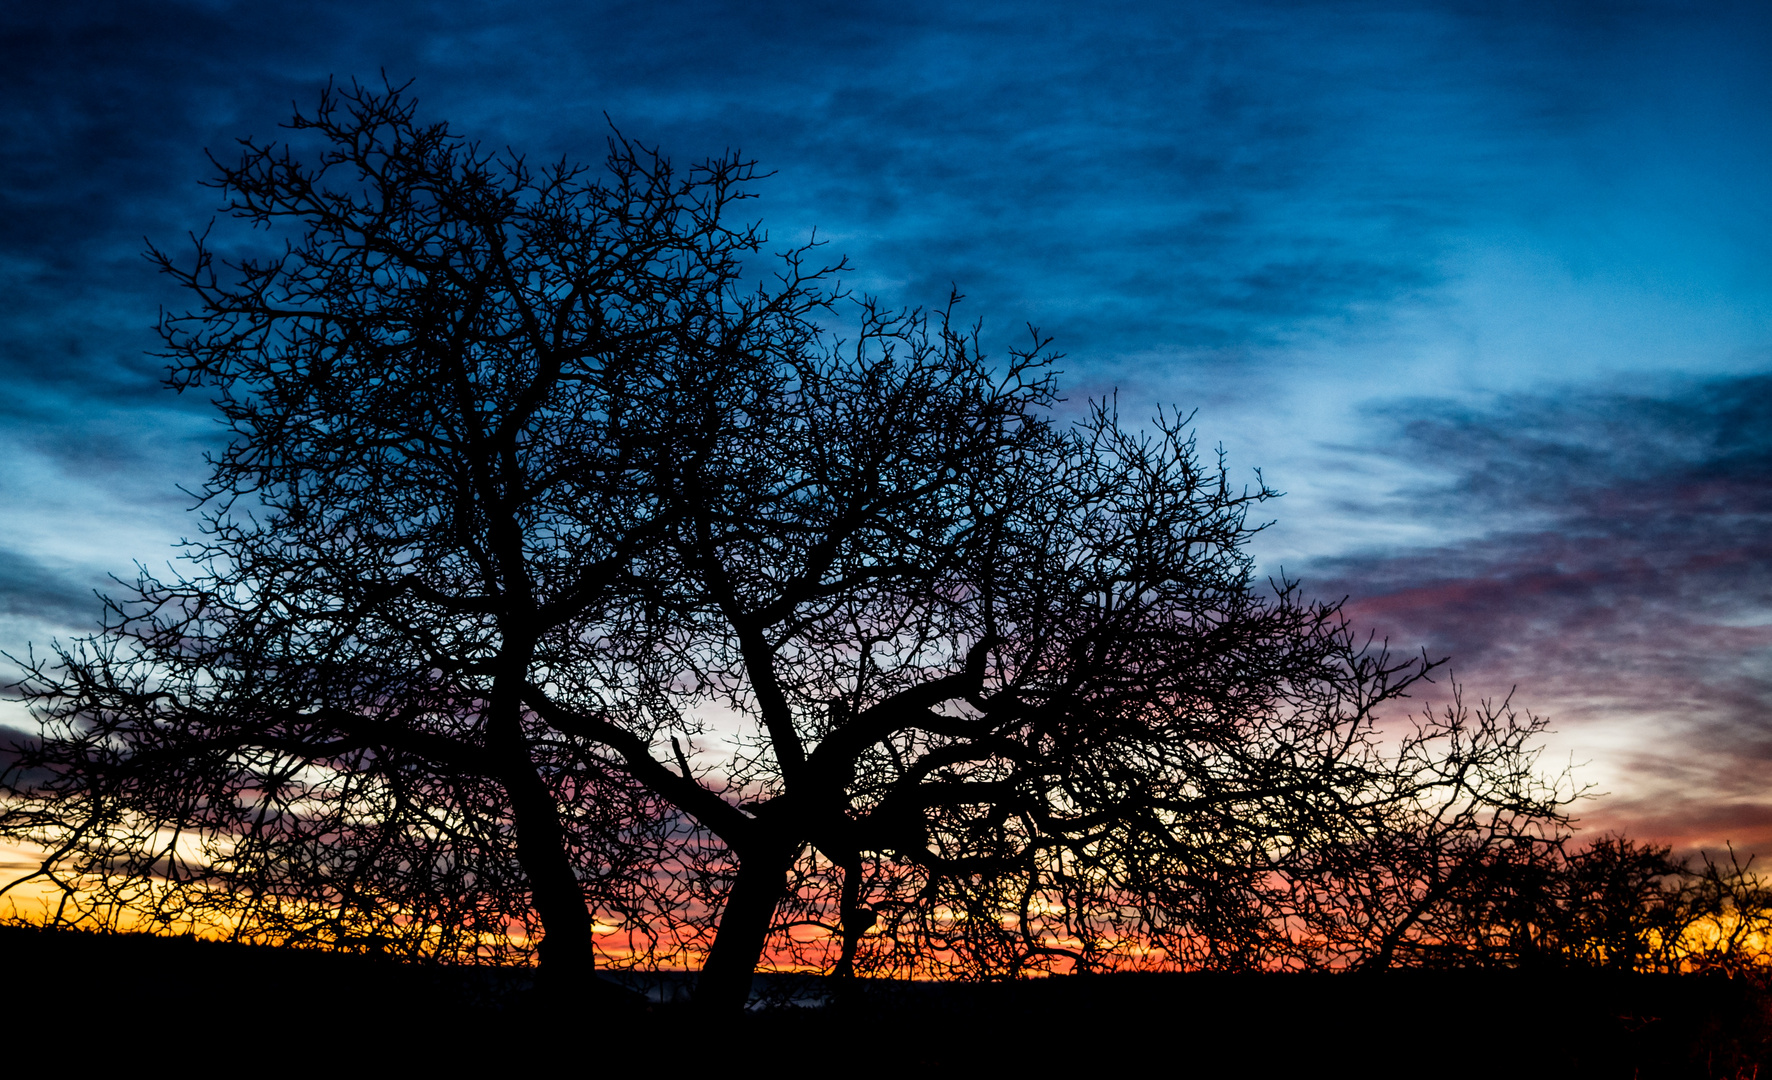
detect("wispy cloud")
(1308, 376), (1772, 848)
(0, 546), (106, 626)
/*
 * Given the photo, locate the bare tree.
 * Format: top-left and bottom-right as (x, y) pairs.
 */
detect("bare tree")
(1270, 688), (1577, 971)
(0, 78), (810, 980)
(2, 80), (1577, 1012)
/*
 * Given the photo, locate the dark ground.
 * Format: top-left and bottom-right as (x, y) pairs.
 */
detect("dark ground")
(2, 924), (1767, 1077)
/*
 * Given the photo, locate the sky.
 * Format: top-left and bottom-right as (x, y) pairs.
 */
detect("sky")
(1, 0), (1768, 857)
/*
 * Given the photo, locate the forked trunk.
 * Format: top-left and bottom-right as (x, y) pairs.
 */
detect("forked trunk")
(835, 860), (874, 979)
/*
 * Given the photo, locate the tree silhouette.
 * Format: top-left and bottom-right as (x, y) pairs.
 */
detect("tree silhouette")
(2, 80), (1574, 1011)
(1271, 688), (1576, 971)
(1436, 836), (1772, 976)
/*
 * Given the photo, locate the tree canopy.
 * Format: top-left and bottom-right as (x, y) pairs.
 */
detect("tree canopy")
(1, 81), (1574, 1011)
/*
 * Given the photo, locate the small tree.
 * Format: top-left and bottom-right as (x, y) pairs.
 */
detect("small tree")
(2, 81), (1573, 1010)
(1481, 838), (1772, 976)
(1273, 688), (1575, 971)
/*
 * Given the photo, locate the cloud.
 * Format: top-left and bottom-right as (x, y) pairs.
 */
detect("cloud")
(0, 546), (110, 627)
(1305, 375), (1772, 847)
(0, 0), (1680, 401)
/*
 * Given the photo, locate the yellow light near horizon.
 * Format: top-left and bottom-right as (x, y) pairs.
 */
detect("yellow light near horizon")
(0, 837), (221, 936)
(0, 837), (64, 924)
(14, 825), (1771, 980)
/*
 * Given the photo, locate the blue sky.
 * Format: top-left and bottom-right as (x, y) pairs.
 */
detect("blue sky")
(2, 0), (1769, 851)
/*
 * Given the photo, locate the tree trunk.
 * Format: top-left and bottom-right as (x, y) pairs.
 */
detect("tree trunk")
(488, 669), (596, 987)
(694, 844), (796, 1014)
(505, 765), (597, 978)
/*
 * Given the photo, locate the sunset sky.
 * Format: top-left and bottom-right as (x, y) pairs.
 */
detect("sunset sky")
(2, 0), (1769, 857)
